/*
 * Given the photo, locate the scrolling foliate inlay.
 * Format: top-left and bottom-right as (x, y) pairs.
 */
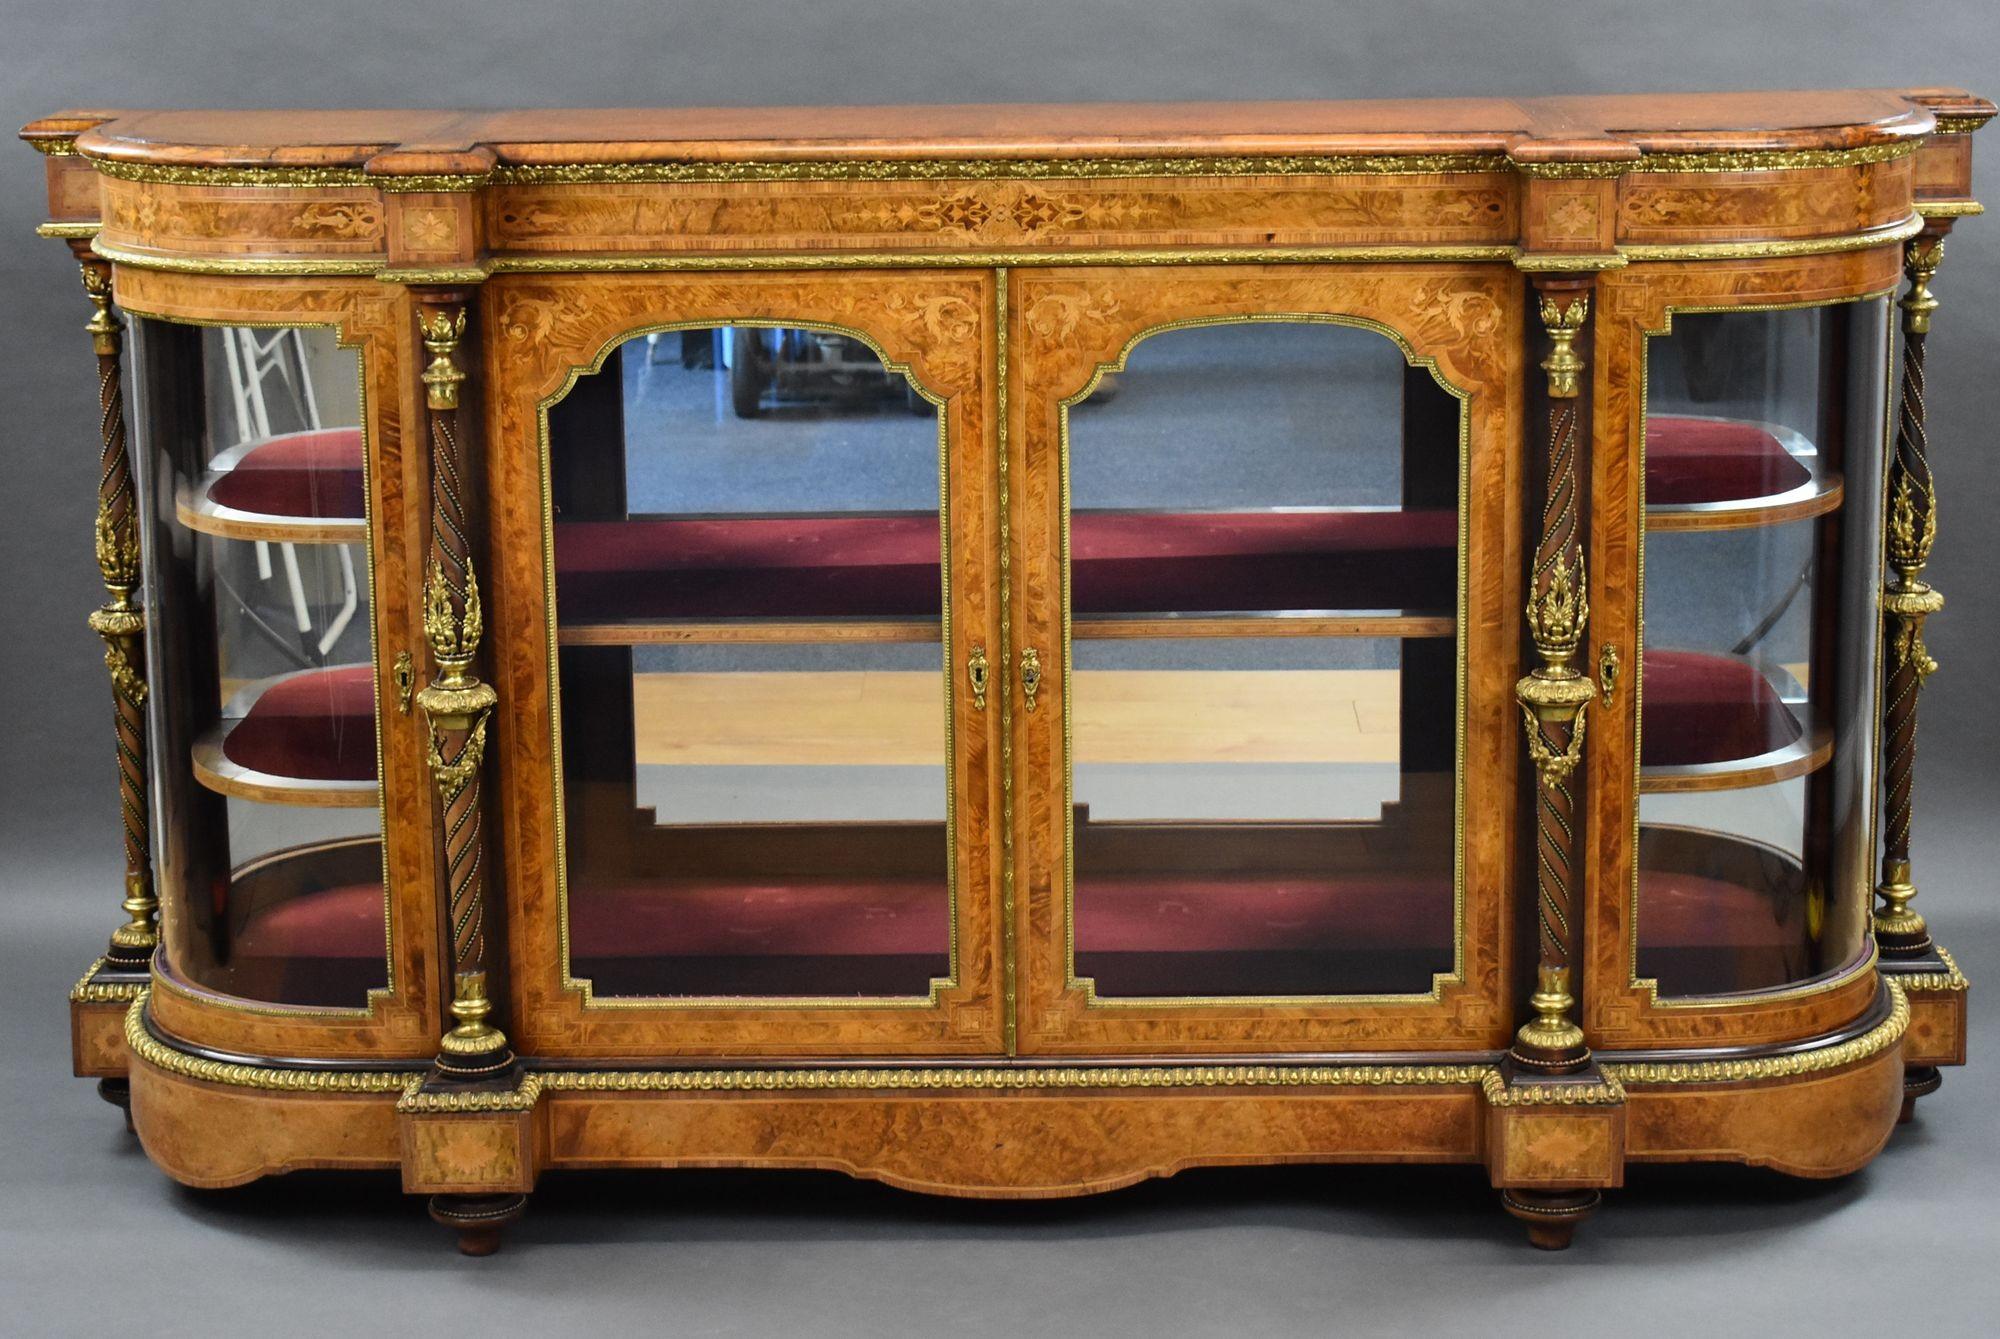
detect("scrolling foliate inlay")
(496, 274), (988, 403)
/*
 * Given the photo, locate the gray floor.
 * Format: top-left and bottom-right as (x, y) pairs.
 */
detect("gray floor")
(5, 788), (1996, 1337)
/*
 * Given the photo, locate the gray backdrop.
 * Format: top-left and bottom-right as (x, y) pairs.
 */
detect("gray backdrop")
(2, 2), (1997, 1334)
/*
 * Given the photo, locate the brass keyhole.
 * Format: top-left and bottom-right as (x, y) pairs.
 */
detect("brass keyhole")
(967, 646), (989, 711)
(393, 651), (416, 714)
(1598, 642), (1621, 707)
(1019, 647), (1042, 712)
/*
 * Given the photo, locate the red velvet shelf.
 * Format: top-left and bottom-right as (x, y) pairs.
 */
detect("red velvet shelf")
(552, 507), (1458, 633)
(179, 428), (367, 542)
(1644, 416), (1839, 531)
(224, 852), (1798, 1002)
(191, 664), (379, 806)
(1640, 649), (1804, 770)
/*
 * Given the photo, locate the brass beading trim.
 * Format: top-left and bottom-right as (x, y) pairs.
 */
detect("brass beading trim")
(70, 957), (146, 1005)
(1888, 946), (1968, 994)
(1603, 981), (1909, 1085)
(37, 221), (100, 239)
(122, 995), (408, 1093)
(1479, 1071), (1625, 1106)
(1931, 114), (1994, 135)
(126, 980), (1911, 1103)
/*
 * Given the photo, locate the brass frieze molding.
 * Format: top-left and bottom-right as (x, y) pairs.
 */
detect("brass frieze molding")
(1511, 140), (1917, 178)
(87, 224), (1926, 281)
(1604, 982), (1910, 1085)
(74, 140), (1925, 191)
(70, 957), (146, 1004)
(1933, 113), (1995, 134)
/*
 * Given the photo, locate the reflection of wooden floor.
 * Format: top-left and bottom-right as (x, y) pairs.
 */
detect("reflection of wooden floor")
(632, 670), (1403, 766)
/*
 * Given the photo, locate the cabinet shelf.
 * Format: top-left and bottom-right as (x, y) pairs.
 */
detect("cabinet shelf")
(1639, 648), (1828, 792)
(553, 508), (1458, 643)
(1644, 416), (1840, 532)
(176, 428), (367, 543)
(1637, 823), (1813, 996)
(190, 664), (379, 808)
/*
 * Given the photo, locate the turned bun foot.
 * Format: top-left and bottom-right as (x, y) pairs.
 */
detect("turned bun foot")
(96, 1077), (134, 1133)
(429, 1193), (527, 1256)
(1899, 1066), (1943, 1124)
(1500, 1188), (1601, 1250)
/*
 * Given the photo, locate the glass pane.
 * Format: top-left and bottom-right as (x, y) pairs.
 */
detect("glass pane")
(1066, 322), (1460, 998)
(1638, 302), (1888, 996)
(550, 327), (952, 999)
(136, 320), (384, 1008)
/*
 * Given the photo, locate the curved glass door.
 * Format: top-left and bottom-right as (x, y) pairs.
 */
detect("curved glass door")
(1637, 301), (1889, 997)
(549, 327), (955, 1000)
(135, 318), (386, 1008)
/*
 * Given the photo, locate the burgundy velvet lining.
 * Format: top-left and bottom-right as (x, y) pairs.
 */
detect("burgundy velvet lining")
(206, 428), (366, 520)
(1646, 416), (1809, 506)
(1640, 649), (1802, 767)
(553, 508), (1457, 623)
(1636, 869), (1799, 948)
(220, 665), (378, 782)
(233, 882), (385, 960)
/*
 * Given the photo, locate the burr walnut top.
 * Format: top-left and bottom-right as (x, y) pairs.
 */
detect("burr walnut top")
(23, 89), (1995, 177)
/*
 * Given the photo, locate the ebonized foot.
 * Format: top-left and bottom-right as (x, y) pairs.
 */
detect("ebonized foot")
(96, 1077), (134, 1133)
(429, 1193), (527, 1256)
(1500, 1188), (1600, 1250)
(1899, 1066), (1943, 1124)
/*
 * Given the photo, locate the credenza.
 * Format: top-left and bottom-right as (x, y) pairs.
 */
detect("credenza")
(23, 89), (1987, 1252)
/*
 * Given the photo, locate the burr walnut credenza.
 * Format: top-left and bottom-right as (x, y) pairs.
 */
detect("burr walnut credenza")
(23, 90), (1988, 1253)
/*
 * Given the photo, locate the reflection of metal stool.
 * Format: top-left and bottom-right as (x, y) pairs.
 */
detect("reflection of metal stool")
(221, 327), (358, 660)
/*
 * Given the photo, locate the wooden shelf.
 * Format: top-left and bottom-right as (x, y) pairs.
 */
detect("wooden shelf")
(1646, 470), (1843, 533)
(176, 430), (367, 545)
(1644, 416), (1840, 533)
(1639, 717), (1833, 794)
(190, 665), (379, 808)
(559, 610), (1455, 646)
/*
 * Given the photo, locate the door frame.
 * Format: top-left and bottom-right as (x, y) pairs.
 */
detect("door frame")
(1007, 264), (1525, 1055)
(484, 269), (1004, 1057)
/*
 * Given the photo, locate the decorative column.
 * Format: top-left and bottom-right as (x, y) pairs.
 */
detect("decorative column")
(76, 254), (158, 975)
(412, 293), (512, 1083)
(1511, 283), (1596, 1076)
(404, 289), (527, 1254)
(68, 251), (156, 1118)
(1874, 236), (1946, 961)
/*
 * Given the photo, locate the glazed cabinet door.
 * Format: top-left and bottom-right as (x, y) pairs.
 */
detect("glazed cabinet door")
(1585, 251), (1901, 1049)
(1008, 266), (1523, 1055)
(115, 272), (439, 1060)
(486, 271), (1003, 1058)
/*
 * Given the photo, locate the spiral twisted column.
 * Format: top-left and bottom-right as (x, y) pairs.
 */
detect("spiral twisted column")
(1510, 282), (1597, 1074)
(411, 293), (512, 1081)
(75, 256), (157, 970)
(1874, 236), (1949, 958)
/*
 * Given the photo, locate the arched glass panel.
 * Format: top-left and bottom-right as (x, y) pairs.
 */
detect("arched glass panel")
(1063, 321), (1461, 998)
(549, 327), (953, 999)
